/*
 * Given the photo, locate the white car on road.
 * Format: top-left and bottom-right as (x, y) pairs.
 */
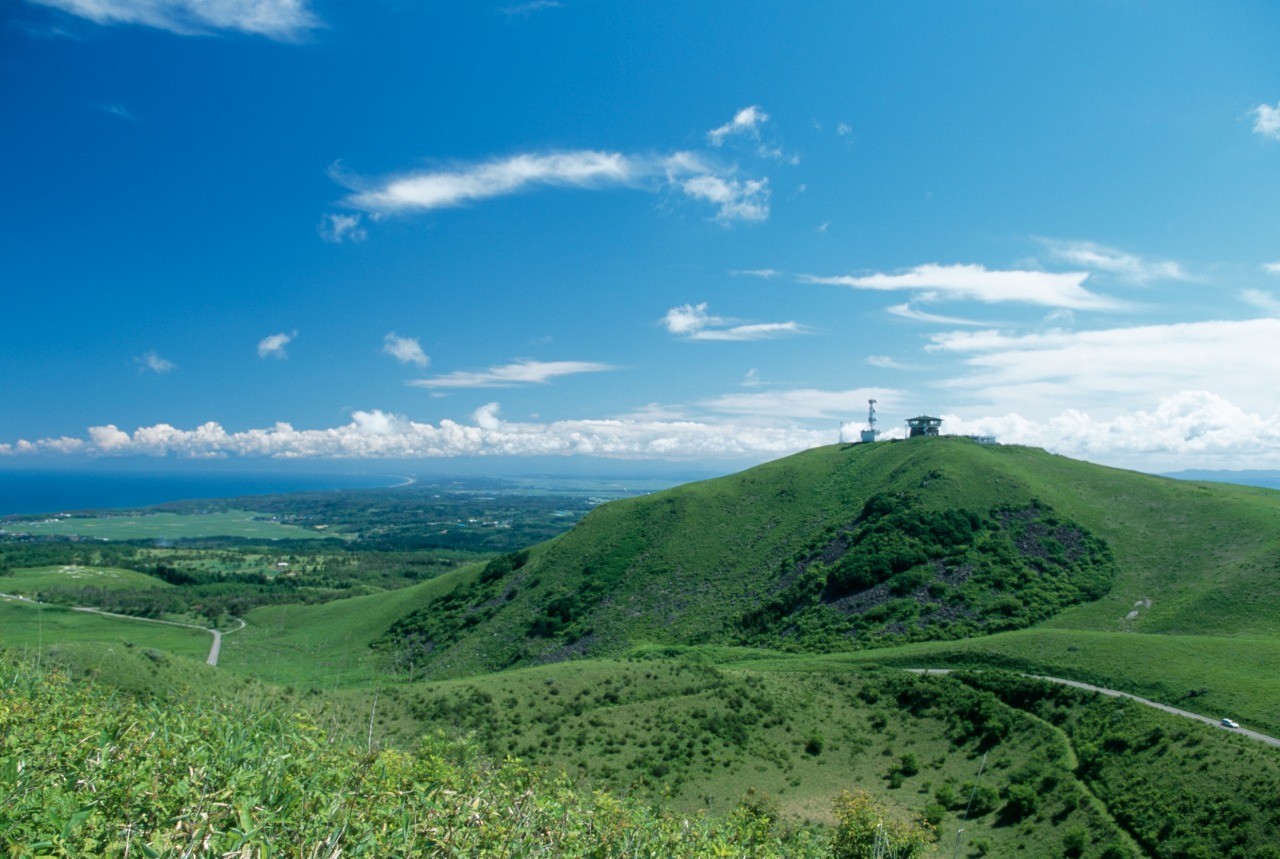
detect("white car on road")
(1222, 718), (1240, 729)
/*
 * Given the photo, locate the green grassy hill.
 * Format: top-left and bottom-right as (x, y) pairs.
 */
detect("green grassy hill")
(368, 439), (1280, 678)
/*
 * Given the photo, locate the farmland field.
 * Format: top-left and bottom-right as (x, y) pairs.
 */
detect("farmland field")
(3, 510), (332, 541)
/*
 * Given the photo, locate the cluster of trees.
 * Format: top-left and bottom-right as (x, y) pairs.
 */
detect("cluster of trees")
(739, 494), (1115, 649)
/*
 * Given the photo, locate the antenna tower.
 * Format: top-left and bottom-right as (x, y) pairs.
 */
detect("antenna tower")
(860, 399), (880, 443)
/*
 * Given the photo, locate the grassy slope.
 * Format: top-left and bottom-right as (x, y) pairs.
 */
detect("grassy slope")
(366, 438), (1280, 678)
(216, 562), (483, 687)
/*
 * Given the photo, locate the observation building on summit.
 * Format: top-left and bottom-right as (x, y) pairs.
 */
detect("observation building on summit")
(906, 415), (943, 438)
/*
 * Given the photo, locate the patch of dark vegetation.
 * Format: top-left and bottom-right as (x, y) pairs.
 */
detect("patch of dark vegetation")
(371, 549), (533, 672)
(738, 494), (1115, 650)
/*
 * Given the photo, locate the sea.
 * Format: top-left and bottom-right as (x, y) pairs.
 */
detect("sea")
(0, 469), (407, 517)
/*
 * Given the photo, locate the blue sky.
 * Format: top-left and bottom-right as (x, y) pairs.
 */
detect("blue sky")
(3, 1), (1280, 472)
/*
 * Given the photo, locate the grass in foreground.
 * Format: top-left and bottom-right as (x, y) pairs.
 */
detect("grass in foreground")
(0, 652), (835, 858)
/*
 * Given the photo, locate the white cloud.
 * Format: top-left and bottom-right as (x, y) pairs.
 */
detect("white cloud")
(928, 318), (1280, 420)
(886, 303), (989, 326)
(13, 387), (1280, 469)
(867, 355), (904, 369)
(2, 411), (835, 461)
(942, 391), (1280, 471)
(319, 213), (366, 244)
(1252, 102), (1280, 141)
(257, 330), (296, 359)
(472, 402), (504, 430)
(661, 302), (804, 341)
(383, 333), (429, 366)
(340, 148), (770, 224)
(836, 122), (852, 136)
(26, 0), (318, 39)
(343, 151), (634, 214)
(1240, 289), (1280, 315)
(1038, 238), (1189, 283)
(500, 1), (562, 16)
(135, 351), (176, 374)
(1264, 262), (1280, 275)
(742, 368), (762, 387)
(98, 103), (135, 121)
(699, 387), (898, 421)
(803, 263), (1120, 310)
(408, 358), (614, 389)
(708, 105), (769, 146)
(675, 174), (770, 223)
(731, 268), (781, 279)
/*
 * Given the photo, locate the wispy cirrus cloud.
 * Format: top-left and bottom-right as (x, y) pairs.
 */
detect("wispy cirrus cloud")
(699, 387), (898, 421)
(407, 358), (614, 389)
(500, 0), (562, 16)
(886, 302), (989, 326)
(25, 0), (319, 39)
(341, 151), (633, 213)
(257, 330), (296, 359)
(661, 302), (804, 341)
(1240, 289), (1280, 315)
(1263, 262), (1280, 275)
(337, 149), (770, 225)
(1037, 238), (1189, 283)
(1252, 102), (1280, 140)
(802, 263), (1120, 310)
(98, 102), (136, 121)
(383, 333), (428, 367)
(135, 351), (176, 374)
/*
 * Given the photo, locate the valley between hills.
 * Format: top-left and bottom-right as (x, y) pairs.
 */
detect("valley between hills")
(3, 437), (1280, 857)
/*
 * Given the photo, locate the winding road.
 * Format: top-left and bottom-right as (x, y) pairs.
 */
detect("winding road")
(907, 668), (1280, 748)
(1, 592), (242, 666)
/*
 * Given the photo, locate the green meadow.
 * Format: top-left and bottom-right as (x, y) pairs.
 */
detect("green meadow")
(3, 564), (170, 593)
(0, 598), (212, 662)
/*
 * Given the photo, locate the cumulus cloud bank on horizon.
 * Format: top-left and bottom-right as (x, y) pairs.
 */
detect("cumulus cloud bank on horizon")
(25, 0), (319, 39)
(7, 390), (1280, 469)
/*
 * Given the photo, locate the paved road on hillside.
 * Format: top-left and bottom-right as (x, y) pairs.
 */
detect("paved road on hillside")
(1, 592), (242, 666)
(907, 668), (1280, 748)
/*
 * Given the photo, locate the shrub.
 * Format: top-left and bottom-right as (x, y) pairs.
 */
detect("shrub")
(830, 790), (934, 859)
